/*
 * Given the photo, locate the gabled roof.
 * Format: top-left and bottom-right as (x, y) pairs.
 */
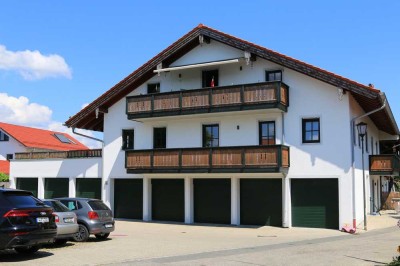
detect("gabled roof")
(65, 24), (399, 135)
(0, 160), (10, 175)
(0, 122), (88, 151)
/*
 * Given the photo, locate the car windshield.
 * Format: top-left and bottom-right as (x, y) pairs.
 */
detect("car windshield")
(88, 200), (110, 211)
(43, 200), (70, 212)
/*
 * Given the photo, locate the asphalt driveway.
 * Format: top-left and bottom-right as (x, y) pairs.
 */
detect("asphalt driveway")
(0, 215), (399, 265)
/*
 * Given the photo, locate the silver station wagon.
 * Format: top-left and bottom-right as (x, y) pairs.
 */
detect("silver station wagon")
(42, 199), (78, 245)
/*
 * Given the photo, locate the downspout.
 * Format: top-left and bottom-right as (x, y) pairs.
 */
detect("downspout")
(350, 93), (386, 230)
(72, 127), (104, 144)
(71, 127), (106, 202)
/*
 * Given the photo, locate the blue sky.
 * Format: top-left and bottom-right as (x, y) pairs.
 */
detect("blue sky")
(0, 1), (399, 146)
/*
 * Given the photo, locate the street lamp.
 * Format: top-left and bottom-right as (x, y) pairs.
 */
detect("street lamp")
(357, 122), (368, 231)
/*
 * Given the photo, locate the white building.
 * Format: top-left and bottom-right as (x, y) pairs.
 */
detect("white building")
(1, 122), (101, 198)
(11, 24), (399, 230)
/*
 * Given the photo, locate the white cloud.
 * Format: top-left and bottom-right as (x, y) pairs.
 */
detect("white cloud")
(0, 93), (52, 126)
(0, 93), (102, 149)
(0, 45), (72, 80)
(81, 103), (89, 109)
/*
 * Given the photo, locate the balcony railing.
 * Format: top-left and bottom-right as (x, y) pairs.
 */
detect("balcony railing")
(126, 145), (289, 173)
(126, 81), (289, 119)
(369, 154), (400, 176)
(15, 149), (102, 160)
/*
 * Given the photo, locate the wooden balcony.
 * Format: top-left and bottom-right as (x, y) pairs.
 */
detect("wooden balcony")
(126, 81), (289, 119)
(126, 145), (289, 173)
(369, 154), (400, 176)
(15, 149), (102, 160)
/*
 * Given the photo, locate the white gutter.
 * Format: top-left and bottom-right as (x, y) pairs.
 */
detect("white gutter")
(350, 92), (386, 231)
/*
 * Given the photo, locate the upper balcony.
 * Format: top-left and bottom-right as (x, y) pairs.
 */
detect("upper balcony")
(15, 149), (102, 160)
(369, 154), (400, 176)
(126, 81), (289, 120)
(125, 145), (289, 174)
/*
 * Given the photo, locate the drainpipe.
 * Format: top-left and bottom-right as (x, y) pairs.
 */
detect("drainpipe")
(350, 93), (386, 230)
(72, 127), (104, 144)
(71, 127), (106, 203)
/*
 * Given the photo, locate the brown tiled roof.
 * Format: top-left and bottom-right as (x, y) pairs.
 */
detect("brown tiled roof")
(65, 24), (398, 135)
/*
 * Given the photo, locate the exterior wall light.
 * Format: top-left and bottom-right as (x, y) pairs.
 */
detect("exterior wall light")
(357, 121), (368, 231)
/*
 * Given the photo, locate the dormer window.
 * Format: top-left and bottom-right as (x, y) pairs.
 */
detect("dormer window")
(0, 131), (9, 141)
(148, 83), (160, 94)
(54, 133), (74, 144)
(265, 70), (282, 82)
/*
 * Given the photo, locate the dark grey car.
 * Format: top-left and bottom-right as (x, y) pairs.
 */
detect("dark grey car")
(55, 198), (115, 242)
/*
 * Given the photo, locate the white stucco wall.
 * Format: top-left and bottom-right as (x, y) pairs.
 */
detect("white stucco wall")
(0, 134), (26, 160)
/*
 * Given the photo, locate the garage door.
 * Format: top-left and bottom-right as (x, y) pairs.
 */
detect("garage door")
(240, 179), (282, 226)
(152, 179), (184, 222)
(76, 178), (101, 199)
(291, 179), (339, 229)
(114, 179), (143, 219)
(16, 178), (38, 197)
(44, 178), (69, 199)
(194, 179), (231, 224)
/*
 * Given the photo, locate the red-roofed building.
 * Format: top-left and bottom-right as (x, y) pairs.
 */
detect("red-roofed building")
(0, 160), (10, 175)
(0, 122), (88, 175)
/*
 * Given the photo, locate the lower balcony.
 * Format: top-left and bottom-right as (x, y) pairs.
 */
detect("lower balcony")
(126, 145), (289, 174)
(369, 154), (400, 176)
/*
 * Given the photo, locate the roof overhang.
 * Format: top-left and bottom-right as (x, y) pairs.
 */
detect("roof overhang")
(65, 24), (399, 136)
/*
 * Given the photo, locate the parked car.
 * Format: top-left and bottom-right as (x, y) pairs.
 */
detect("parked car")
(41, 199), (78, 245)
(55, 197), (114, 242)
(0, 188), (57, 254)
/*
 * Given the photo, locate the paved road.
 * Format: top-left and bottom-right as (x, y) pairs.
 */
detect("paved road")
(0, 221), (399, 265)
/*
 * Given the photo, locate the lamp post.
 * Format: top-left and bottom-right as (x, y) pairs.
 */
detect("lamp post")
(357, 122), (368, 231)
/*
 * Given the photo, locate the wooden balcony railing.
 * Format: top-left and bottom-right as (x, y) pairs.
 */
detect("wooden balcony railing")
(369, 154), (400, 176)
(126, 145), (289, 173)
(126, 81), (289, 119)
(15, 149), (102, 160)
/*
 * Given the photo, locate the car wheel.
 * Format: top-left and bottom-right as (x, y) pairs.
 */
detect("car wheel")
(15, 246), (40, 254)
(95, 233), (110, 240)
(54, 239), (68, 245)
(73, 224), (89, 242)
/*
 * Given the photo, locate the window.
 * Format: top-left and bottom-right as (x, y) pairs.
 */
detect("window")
(147, 83), (160, 94)
(302, 118), (320, 143)
(202, 70), (218, 87)
(122, 130), (134, 150)
(203, 124), (219, 147)
(54, 133), (74, 144)
(153, 127), (166, 149)
(0, 131), (9, 141)
(265, 70), (282, 82)
(6, 154), (13, 160)
(259, 121), (275, 145)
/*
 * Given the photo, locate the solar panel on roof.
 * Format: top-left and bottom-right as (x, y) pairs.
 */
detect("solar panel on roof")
(54, 133), (73, 144)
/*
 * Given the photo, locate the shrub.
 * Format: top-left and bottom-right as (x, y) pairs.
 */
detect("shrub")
(0, 173), (9, 182)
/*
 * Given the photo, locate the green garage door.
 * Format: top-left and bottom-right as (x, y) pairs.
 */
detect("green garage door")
(194, 179), (231, 224)
(240, 179), (282, 226)
(16, 178), (38, 197)
(44, 178), (69, 198)
(291, 179), (339, 229)
(152, 179), (184, 222)
(76, 178), (101, 199)
(114, 179), (143, 219)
